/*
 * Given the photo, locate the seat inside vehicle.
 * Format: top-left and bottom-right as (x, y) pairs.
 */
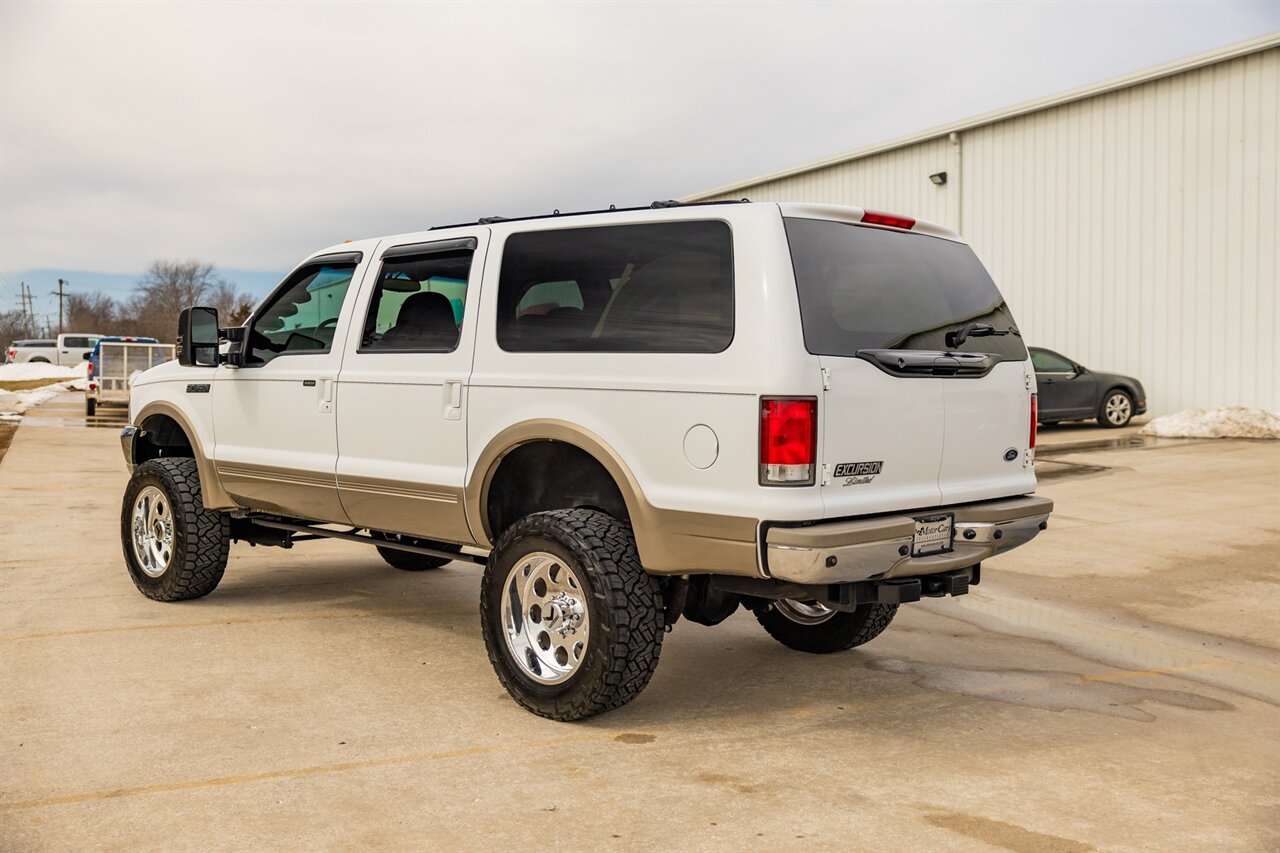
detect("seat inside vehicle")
(374, 290), (459, 350)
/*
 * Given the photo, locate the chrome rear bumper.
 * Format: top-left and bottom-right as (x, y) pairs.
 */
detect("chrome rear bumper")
(765, 495), (1052, 585)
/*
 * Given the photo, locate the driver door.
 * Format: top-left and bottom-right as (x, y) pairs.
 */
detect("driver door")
(211, 250), (371, 523)
(1032, 348), (1096, 419)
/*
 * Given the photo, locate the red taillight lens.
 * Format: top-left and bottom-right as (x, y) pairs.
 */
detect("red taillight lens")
(88, 382), (97, 391)
(861, 209), (916, 230)
(1029, 394), (1038, 450)
(760, 397), (817, 486)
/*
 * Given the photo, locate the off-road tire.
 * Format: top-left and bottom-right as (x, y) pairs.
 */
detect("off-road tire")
(755, 601), (898, 654)
(85, 397), (96, 416)
(480, 509), (664, 721)
(376, 542), (460, 571)
(1097, 389), (1134, 428)
(121, 457), (230, 601)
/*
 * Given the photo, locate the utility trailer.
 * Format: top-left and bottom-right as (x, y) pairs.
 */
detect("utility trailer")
(87, 341), (174, 415)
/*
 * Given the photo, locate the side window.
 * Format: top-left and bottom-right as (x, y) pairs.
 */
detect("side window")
(1032, 350), (1074, 372)
(497, 221), (733, 353)
(360, 247), (474, 353)
(63, 336), (90, 348)
(248, 263), (355, 364)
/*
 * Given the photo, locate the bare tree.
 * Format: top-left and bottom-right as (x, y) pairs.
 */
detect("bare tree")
(67, 291), (119, 332)
(207, 280), (256, 326)
(124, 260), (251, 341)
(0, 310), (37, 346)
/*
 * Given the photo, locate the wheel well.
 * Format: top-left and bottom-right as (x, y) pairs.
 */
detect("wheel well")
(486, 440), (630, 541)
(135, 414), (195, 464)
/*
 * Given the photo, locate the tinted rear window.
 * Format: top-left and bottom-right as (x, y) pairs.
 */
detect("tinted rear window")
(784, 217), (1026, 359)
(497, 221), (733, 353)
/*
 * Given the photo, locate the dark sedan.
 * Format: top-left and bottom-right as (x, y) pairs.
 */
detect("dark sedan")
(1031, 347), (1147, 428)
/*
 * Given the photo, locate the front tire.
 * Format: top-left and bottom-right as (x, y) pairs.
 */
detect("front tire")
(1098, 390), (1134, 428)
(755, 599), (898, 654)
(480, 509), (664, 721)
(121, 458), (230, 601)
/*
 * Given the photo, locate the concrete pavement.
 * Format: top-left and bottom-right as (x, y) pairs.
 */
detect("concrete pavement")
(2, 393), (1277, 851)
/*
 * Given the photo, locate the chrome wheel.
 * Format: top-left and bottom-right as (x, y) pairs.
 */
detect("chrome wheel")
(774, 598), (837, 626)
(131, 485), (174, 578)
(500, 552), (590, 685)
(1104, 393), (1132, 426)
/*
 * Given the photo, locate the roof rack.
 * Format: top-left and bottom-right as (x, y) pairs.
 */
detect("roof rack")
(428, 198), (750, 231)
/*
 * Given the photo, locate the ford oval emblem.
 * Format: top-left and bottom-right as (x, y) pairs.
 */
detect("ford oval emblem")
(1003, 447), (1019, 462)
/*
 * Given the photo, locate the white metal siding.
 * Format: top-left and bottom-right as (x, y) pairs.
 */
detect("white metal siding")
(703, 45), (1279, 415)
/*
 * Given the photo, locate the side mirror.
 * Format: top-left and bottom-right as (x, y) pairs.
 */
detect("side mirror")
(177, 306), (220, 367)
(82, 352), (91, 360)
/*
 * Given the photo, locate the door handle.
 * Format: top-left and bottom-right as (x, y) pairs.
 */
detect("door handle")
(443, 380), (463, 421)
(318, 378), (334, 414)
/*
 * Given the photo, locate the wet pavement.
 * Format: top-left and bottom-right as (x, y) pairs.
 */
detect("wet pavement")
(2, 393), (1278, 851)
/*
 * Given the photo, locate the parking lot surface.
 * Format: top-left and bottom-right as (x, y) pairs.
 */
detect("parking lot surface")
(2, 394), (1277, 851)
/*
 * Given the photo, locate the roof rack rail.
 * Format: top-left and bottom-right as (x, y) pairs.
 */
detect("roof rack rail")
(428, 198), (750, 231)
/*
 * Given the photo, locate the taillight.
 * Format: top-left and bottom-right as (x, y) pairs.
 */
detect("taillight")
(760, 397), (817, 486)
(861, 209), (916, 230)
(1029, 394), (1038, 450)
(88, 382), (97, 391)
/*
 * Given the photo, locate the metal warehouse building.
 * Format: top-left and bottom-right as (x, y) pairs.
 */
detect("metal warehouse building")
(686, 34), (1279, 416)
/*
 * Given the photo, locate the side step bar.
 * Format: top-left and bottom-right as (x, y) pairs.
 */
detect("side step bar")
(246, 518), (488, 565)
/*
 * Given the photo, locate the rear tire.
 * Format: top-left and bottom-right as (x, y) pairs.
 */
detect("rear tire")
(480, 509), (664, 721)
(85, 397), (96, 416)
(121, 457), (230, 601)
(1097, 390), (1134, 428)
(755, 599), (897, 654)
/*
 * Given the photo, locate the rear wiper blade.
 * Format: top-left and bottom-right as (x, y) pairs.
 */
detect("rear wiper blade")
(944, 323), (1020, 349)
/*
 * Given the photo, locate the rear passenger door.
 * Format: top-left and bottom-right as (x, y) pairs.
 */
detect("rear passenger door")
(335, 233), (488, 544)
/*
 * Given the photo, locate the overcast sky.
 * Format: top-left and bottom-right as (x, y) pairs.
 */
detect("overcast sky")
(1, 0), (1276, 315)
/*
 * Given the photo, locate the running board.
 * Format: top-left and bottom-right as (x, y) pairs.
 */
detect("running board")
(248, 518), (488, 565)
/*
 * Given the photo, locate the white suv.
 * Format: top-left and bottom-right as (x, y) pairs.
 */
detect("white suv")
(119, 201), (1052, 720)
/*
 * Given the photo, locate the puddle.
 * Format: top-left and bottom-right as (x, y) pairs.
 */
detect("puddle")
(922, 810), (1095, 853)
(1034, 459), (1112, 482)
(613, 733), (656, 744)
(869, 658), (1232, 721)
(940, 591), (1280, 704)
(17, 413), (128, 430)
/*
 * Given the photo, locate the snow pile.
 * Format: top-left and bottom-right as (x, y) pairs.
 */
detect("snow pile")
(1141, 407), (1280, 439)
(0, 383), (75, 419)
(0, 362), (87, 381)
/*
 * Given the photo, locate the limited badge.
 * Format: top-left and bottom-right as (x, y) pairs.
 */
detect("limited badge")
(1003, 447), (1019, 462)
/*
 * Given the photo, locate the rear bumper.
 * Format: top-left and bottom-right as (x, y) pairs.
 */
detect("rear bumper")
(764, 495), (1052, 584)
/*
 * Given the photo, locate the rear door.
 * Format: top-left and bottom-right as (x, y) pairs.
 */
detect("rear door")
(335, 232), (487, 544)
(784, 215), (1035, 517)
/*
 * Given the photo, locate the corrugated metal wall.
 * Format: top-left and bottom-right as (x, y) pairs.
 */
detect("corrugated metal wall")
(707, 46), (1279, 415)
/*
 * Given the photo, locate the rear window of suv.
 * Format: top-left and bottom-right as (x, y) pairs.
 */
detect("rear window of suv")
(497, 221), (733, 353)
(784, 217), (1027, 359)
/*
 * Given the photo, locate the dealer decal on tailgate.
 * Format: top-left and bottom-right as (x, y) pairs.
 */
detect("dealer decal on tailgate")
(834, 460), (883, 485)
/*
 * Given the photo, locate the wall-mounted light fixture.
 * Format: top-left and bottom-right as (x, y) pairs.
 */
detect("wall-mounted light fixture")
(929, 171), (947, 186)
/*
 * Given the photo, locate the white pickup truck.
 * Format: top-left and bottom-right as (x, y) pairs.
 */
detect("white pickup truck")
(5, 333), (102, 366)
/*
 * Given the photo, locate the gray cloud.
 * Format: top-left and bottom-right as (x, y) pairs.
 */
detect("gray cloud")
(2, 0), (1275, 282)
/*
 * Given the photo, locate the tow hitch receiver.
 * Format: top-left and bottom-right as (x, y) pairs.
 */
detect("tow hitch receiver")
(922, 568), (972, 598)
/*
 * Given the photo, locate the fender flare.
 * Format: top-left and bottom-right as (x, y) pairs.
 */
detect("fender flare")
(132, 401), (235, 510)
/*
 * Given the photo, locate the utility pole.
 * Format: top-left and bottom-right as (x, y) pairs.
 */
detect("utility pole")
(19, 282), (31, 327)
(51, 278), (68, 336)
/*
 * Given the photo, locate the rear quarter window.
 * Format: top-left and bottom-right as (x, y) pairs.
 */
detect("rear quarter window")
(497, 220), (734, 353)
